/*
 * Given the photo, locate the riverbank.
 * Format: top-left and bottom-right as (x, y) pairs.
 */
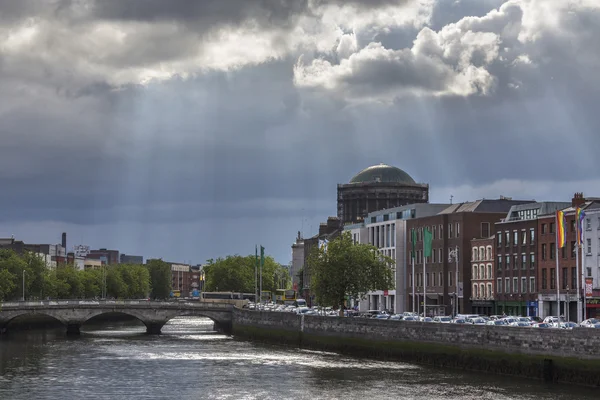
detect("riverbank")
(231, 308), (600, 387)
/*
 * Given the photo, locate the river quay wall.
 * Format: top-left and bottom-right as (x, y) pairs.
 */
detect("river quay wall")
(232, 309), (600, 386)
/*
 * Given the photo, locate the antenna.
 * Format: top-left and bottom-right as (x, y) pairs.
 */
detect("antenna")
(450, 195), (454, 204)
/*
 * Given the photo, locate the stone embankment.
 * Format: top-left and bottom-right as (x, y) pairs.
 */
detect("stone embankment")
(232, 308), (600, 387)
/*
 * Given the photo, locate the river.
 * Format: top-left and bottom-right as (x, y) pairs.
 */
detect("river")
(0, 317), (597, 399)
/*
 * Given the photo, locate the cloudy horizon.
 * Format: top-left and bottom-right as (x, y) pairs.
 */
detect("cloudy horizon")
(1, 0), (599, 264)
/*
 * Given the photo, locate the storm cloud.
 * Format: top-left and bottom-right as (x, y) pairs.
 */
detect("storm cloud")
(1, 0), (599, 263)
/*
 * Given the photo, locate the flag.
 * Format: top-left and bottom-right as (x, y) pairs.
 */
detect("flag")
(576, 207), (586, 246)
(411, 229), (416, 260)
(260, 246), (265, 267)
(556, 210), (567, 248)
(423, 227), (432, 258)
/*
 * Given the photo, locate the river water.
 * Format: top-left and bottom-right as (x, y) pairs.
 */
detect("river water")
(0, 317), (597, 399)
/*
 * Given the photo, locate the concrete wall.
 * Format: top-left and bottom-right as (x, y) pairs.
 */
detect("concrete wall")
(232, 308), (600, 386)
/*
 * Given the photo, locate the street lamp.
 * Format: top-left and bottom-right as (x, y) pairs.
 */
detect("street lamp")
(22, 270), (26, 301)
(448, 246), (459, 318)
(566, 285), (570, 322)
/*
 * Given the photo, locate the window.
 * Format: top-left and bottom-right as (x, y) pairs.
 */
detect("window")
(571, 241), (576, 258)
(542, 224), (547, 234)
(487, 283), (492, 298)
(550, 268), (556, 289)
(521, 277), (527, 293)
(570, 219), (576, 232)
(530, 277), (535, 293)
(587, 267), (592, 277)
(472, 248), (478, 261)
(409, 273), (413, 287)
(439, 272), (443, 287)
(479, 247), (484, 261)
(550, 243), (555, 260)
(433, 225), (437, 240)
(426, 273), (430, 286)
(513, 231), (518, 245)
(456, 222), (460, 238)
(513, 277), (518, 294)
(505, 255), (510, 268)
(480, 283), (485, 299)
(473, 266), (478, 279)
(513, 254), (518, 269)
(480, 265), (485, 280)
(530, 228), (535, 244)
(497, 278), (502, 293)
(481, 222), (490, 238)
(439, 224), (443, 238)
(432, 273), (436, 287)
(448, 223), (453, 238)
(587, 238), (592, 254)
(521, 254), (527, 269)
(448, 271), (453, 287)
(521, 230), (527, 245)
(486, 246), (492, 260)
(505, 277), (511, 293)
(598, 237), (600, 254)
(562, 268), (568, 289)
(473, 284), (478, 298)
(550, 222), (555, 233)
(561, 246), (566, 259)
(497, 232), (502, 246)
(530, 253), (535, 269)
(542, 243), (547, 260)
(505, 231), (510, 246)
(572, 267), (576, 290)
(439, 248), (442, 262)
(586, 218), (591, 230)
(542, 269), (547, 289)
(497, 255), (502, 270)
(487, 264), (492, 279)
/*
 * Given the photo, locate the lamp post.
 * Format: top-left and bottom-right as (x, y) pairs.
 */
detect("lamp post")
(448, 246), (459, 318)
(22, 270), (26, 302)
(566, 285), (570, 322)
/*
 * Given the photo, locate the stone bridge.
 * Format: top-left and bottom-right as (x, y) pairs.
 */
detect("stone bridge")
(0, 300), (233, 335)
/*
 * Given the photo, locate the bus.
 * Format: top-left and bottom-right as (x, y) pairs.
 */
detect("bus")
(275, 289), (297, 305)
(260, 290), (273, 303)
(200, 292), (249, 308)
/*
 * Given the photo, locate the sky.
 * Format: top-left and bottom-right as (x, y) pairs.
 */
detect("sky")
(1, 0), (599, 265)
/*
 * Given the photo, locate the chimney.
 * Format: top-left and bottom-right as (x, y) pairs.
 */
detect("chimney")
(572, 192), (585, 207)
(62, 232), (67, 249)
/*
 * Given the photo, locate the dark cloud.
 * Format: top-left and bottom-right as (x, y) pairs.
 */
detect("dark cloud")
(1, 0), (599, 263)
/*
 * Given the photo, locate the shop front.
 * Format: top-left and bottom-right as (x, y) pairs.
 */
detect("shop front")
(585, 298), (600, 319)
(496, 300), (527, 316)
(471, 300), (494, 316)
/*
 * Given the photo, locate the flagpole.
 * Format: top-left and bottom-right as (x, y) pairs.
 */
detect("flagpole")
(411, 255), (415, 314)
(255, 245), (258, 304)
(423, 242), (427, 318)
(576, 214), (581, 323)
(582, 224), (587, 320)
(555, 212), (560, 319)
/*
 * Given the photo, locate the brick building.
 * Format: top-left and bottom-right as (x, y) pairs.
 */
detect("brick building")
(470, 236), (495, 316)
(495, 202), (569, 317)
(537, 194), (600, 320)
(406, 198), (532, 316)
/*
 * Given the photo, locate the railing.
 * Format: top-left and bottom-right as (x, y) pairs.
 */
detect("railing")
(0, 300), (233, 309)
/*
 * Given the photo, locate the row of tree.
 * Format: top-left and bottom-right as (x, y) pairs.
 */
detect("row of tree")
(0, 250), (173, 301)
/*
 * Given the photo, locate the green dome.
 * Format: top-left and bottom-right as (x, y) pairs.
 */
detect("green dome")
(350, 164), (416, 184)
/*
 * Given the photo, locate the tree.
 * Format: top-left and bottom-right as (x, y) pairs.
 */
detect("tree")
(147, 259), (171, 299)
(0, 269), (16, 301)
(56, 265), (83, 298)
(308, 231), (395, 316)
(204, 254), (283, 293)
(0, 249), (27, 300)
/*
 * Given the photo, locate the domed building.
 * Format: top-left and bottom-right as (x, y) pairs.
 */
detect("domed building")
(337, 164), (429, 225)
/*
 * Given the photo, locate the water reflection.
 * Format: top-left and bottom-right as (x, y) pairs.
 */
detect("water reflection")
(0, 317), (598, 400)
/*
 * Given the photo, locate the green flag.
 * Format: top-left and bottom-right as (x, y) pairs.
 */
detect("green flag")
(411, 229), (416, 260)
(423, 227), (432, 258)
(260, 246), (265, 267)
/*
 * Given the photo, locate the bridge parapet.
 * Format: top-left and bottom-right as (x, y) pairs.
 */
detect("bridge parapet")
(0, 300), (234, 335)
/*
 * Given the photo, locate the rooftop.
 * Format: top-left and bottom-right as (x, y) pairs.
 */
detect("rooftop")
(349, 163), (416, 185)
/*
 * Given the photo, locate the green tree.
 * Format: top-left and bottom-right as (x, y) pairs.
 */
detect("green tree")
(204, 254), (282, 293)
(56, 265), (83, 298)
(297, 268), (304, 293)
(22, 252), (48, 300)
(147, 259), (171, 299)
(80, 269), (102, 298)
(0, 269), (16, 301)
(119, 264), (150, 298)
(308, 232), (395, 316)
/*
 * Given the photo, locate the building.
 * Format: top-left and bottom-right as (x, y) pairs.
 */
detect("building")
(337, 164), (429, 225)
(470, 236), (495, 316)
(169, 263), (192, 297)
(345, 203), (450, 313)
(406, 198), (534, 316)
(537, 194), (600, 320)
(0, 236), (67, 269)
(83, 259), (103, 270)
(290, 232), (304, 292)
(494, 202), (570, 317)
(120, 254), (144, 264)
(302, 217), (341, 306)
(87, 248), (120, 265)
(578, 208), (600, 319)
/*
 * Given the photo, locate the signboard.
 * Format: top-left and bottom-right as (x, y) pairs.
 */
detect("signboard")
(586, 278), (593, 297)
(384, 290), (389, 297)
(73, 245), (90, 257)
(192, 289), (199, 298)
